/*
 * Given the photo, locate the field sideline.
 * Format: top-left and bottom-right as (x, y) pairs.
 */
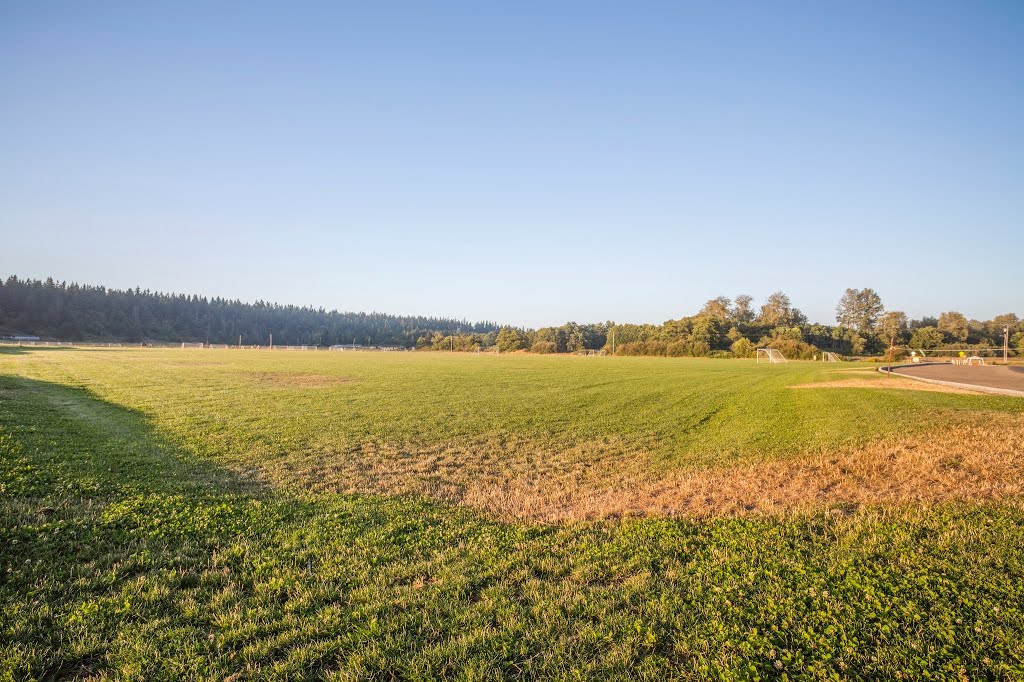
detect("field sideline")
(3, 347), (1024, 679)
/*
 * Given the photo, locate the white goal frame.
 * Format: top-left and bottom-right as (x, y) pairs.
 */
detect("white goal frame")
(822, 352), (840, 362)
(756, 348), (788, 364)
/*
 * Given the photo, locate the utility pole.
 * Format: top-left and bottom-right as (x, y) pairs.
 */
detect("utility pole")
(238, 334), (242, 349)
(1006, 326), (1010, 365)
(270, 333), (273, 350)
(887, 336), (894, 378)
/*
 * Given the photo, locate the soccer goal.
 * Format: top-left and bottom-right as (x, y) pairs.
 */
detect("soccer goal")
(181, 342), (204, 349)
(756, 348), (788, 364)
(822, 352), (840, 362)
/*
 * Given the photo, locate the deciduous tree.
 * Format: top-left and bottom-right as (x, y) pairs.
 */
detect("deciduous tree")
(495, 327), (529, 353)
(731, 295), (755, 324)
(876, 311), (909, 344)
(699, 297), (732, 323)
(758, 291), (795, 327)
(938, 311), (969, 342)
(835, 288), (884, 333)
(910, 326), (944, 349)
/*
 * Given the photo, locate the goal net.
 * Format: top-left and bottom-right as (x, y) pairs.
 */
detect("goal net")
(181, 342), (204, 349)
(822, 352), (840, 362)
(756, 348), (787, 364)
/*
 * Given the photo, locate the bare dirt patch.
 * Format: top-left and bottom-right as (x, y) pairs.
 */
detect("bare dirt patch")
(791, 378), (981, 395)
(253, 414), (1024, 522)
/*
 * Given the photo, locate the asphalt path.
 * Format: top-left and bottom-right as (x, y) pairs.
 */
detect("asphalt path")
(892, 363), (1024, 396)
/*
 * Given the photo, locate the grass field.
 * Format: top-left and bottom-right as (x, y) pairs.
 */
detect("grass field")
(3, 347), (1024, 679)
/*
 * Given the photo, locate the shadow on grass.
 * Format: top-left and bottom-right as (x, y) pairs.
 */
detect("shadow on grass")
(0, 374), (265, 497)
(0, 376), (289, 679)
(0, 345), (126, 355)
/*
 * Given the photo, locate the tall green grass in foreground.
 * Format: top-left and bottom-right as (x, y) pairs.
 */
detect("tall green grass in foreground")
(2, 348), (1024, 679)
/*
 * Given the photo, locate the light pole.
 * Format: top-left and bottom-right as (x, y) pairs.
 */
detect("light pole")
(1005, 326), (1010, 365)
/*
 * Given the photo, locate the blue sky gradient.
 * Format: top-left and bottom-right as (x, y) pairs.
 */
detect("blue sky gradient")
(2, 1), (1022, 327)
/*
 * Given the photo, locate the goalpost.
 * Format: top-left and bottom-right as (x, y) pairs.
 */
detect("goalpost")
(756, 348), (788, 364)
(822, 352), (840, 362)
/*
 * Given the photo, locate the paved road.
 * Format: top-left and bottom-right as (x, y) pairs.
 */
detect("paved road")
(893, 364), (1024, 394)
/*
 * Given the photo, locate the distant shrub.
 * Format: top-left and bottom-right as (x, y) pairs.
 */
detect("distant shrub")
(691, 341), (712, 356)
(615, 340), (719, 358)
(531, 341), (558, 354)
(730, 338), (756, 359)
(758, 337), (818, 360)
(617, 341), (668, 356)
(666, 341), (688, 357)
(708, 350), (732, 359)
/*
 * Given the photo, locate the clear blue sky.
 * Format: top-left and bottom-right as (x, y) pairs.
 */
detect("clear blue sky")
(2, 1), (1022, 327)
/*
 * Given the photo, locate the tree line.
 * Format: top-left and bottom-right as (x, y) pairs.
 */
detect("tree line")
(428, 289), (1023, 359)
(0, 276), (499, 347)
(2, 277), (1021, 358)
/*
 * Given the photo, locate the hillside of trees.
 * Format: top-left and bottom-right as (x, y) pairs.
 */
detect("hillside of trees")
(2, 277), (1021, 358)
(0, 276), (499, 347)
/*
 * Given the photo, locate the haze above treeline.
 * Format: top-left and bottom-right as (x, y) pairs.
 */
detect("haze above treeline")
(1, 276), (1021, 358)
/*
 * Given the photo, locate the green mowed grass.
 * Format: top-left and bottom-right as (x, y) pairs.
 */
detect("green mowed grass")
(2, 348), (1024, 680)
(1, 348), (1019, 470)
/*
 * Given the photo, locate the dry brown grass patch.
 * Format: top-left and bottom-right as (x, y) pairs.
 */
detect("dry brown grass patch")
(248, 414), (1024, 523)
(626, 415), (1024, 519)
(791, 378), (981, 395)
